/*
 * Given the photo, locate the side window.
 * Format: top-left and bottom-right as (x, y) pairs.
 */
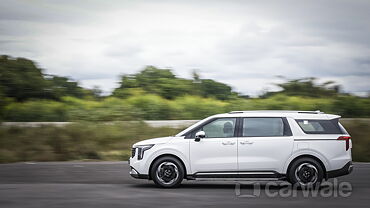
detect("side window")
(296, 119), (343, 134)
(201, 118), (237, 138)
(243, 118), (284, 137)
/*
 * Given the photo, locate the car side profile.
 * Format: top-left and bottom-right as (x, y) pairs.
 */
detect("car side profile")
(129, 110), (353, 188)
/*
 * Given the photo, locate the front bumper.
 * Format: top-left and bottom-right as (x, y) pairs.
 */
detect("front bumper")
(129, 166), (149, 179)
(327, 161), (353, 179)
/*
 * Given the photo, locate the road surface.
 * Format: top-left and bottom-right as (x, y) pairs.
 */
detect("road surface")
(0, 162), (369, 208)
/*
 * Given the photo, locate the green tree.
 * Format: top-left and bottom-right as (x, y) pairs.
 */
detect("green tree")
(113, 66), (193, 99)
(263, 77), (341, 98)
(46, 75), (85, 99)
(113, 66), (234, 100)
(0, 55), (92, 101)
(0, 55), (51, 101)
(199, 79), (233, 100)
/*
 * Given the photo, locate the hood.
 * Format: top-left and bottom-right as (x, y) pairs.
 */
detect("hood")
(133, 136), (174, 147)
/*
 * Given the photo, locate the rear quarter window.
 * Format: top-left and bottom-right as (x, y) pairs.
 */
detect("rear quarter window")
(296, 119), (343, 134)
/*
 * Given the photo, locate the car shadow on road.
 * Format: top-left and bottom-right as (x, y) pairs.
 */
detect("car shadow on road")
(129, 183), (236, 189)
(129, 181), (335, 191)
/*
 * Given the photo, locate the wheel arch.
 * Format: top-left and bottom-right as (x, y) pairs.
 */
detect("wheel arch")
(285, 154), (327, 177)
(148, 154), (188, 180)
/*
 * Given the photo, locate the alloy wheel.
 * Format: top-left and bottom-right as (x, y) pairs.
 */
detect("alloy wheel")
(156, 162), (179, 185)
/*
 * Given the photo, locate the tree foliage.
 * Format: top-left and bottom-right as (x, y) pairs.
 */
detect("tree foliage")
(1, 55), (370, 121)
(263, 77), (342, 98)
(113, 66), (234, 100)
(0, 55), (50, 101)
(0, 55), (94, 101)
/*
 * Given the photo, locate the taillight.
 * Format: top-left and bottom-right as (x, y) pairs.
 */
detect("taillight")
(337, 136), (351, 151)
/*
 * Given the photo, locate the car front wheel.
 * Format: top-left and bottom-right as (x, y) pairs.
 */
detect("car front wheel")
(151, 156), (184, 188)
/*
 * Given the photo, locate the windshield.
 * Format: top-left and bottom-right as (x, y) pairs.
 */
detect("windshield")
(175, 117), (213, 137)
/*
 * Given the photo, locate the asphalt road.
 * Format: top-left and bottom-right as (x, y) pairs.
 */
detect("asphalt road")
(0, 162), (369, 208)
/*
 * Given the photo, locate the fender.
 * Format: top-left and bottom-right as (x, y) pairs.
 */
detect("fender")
(144, 148), (192, 175)
(282, 149), (330, 174)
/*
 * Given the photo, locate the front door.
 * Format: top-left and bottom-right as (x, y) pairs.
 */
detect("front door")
(189, 118), (238, 173)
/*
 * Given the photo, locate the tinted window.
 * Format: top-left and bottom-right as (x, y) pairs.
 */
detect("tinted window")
(243, 118), (284, 137)
(201, 118), (236, 138)
(296, 119), (342, 134)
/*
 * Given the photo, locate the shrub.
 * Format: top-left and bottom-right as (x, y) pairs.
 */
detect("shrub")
(0, 122), (182, 163)
(341, 119), (370, 162)
(3, 100), (68, 121)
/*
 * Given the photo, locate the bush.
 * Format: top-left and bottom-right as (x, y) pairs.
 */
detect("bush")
(3, 100), (68, 121)
(332, 96), (370, 118)
(172, 96), (227, 119)
(1, 95), (370, 122)
(126, 94), (173, 120)
(341, 119), (370, 162)
(63, 97), (139, 121)
(0, 122), (182, 163)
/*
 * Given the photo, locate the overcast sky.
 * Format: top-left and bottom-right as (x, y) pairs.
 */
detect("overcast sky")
(1, 0), (370, 96)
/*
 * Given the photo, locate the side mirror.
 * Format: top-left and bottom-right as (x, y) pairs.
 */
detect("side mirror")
(195, 131), (205, 142)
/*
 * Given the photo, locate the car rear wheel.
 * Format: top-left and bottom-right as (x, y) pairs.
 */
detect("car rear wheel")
(151, 156), (184, 188)
(288, 157), (324, 187)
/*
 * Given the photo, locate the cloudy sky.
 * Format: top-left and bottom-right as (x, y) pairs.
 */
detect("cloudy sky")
(1, 0), (370, 96)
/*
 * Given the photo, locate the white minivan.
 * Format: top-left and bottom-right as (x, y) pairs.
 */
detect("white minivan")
(129, 111), (353, 188)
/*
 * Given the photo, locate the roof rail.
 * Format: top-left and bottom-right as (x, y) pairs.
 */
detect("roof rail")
(228, 110), (324, 114)
(298, 110), (324, 114)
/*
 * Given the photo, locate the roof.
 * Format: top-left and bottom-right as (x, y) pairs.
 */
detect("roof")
(228, 110), (324, 114)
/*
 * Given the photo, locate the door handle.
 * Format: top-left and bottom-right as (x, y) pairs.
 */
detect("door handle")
(240, 141), (254, 145)
(222, 141), (235, 145)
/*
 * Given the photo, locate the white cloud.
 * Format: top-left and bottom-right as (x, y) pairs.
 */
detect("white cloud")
(0, 0), (369, 95)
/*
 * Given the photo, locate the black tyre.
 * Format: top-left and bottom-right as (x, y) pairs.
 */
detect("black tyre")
(150, 156), (184, 188)
(288, 157), (324, 187)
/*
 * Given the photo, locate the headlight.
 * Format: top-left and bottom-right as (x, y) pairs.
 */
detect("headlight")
(133, 144), (154, 160)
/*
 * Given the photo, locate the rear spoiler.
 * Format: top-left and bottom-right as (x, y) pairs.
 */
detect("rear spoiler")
(326, 114), (341, 120)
